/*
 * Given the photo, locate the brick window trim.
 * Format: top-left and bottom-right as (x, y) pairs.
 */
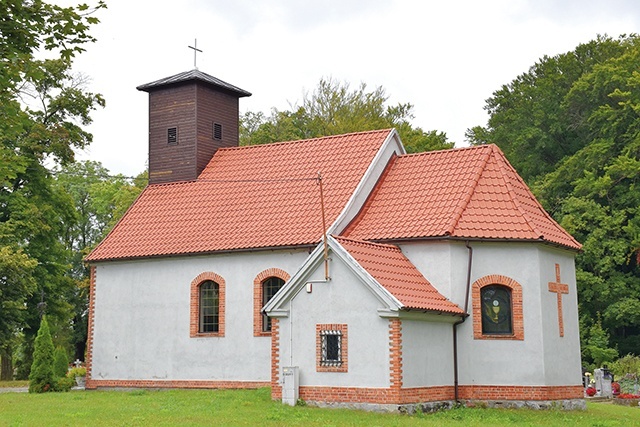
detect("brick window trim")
(190, 272), (226, 338)
(472, 274), (524, 340)
(316, 324), (348, 373)
(253, 268), (290, 337)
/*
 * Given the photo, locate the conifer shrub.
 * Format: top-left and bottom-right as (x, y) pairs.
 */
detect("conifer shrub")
(28, 317), (55, 393)
(53, 375), (74, 392)
(53, 347), (69, 378)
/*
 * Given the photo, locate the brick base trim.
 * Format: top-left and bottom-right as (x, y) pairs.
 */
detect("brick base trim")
(298, 385), (453, 404)
(458, 385), (584, 401)
(85, 379), (269, 390)
(282, 384), (583, 405)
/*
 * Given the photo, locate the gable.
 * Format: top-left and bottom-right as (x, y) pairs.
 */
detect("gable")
(264, 236), (463, 317)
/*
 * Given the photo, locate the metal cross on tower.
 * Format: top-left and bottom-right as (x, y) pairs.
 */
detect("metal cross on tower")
(188, 39), (203, 69)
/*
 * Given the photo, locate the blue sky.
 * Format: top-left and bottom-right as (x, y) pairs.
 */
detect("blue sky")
(66, 0), (640, 176)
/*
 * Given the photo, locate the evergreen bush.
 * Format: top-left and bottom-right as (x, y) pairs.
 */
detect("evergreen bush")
(28, 317), (55, 393)
(53, 347), (69, 378)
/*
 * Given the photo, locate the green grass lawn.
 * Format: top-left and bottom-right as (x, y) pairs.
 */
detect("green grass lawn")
(0, 387), (638, 426)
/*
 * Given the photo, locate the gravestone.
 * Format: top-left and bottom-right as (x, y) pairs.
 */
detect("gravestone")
(594, 368), (613, 398)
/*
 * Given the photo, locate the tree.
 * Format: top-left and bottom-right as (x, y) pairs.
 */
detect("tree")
(0, 246), (37, 380)
(53, 346), (69, 378)
(469, 34), (640, 359)
(583, 316), (619, 368)
(466, 35), (630, 182)
(28, 316), (55, 393)
(0, 1), (106, 378)
(240, 77), (454, 152)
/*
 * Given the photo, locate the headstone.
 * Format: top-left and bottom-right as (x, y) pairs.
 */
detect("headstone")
(601, 366), (613, 398)
(594, 368), (603, 396)
(594, 368), (613, 398)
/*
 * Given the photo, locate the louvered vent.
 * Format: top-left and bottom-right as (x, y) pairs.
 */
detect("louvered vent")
(213, 123), (222, 140)
(168, 127), (178, 144)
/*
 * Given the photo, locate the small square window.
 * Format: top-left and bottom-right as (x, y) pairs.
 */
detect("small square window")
(213, 123), (222, 140)
(168, 127), (178, 144)
(316, 324), (348, 372)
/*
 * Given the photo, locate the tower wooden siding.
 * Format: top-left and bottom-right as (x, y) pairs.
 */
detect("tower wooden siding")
(147, 83), (240, 184)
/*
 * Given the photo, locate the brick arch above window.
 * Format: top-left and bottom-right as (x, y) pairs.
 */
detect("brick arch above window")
(254, 268), (290, 337)
(472, 274), (524, 340)
(190, 272), (225, 338)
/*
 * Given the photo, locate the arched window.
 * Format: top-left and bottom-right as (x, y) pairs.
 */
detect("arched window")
(190, 272), (225, 337)
(253, 268), (290, 337)
(481, 285), (512, 335)
(472, 274), (524, 340)
(262, 277), (285, 332)
(199, 280), (220, 333)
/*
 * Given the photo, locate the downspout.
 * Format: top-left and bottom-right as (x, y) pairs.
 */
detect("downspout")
(453, 241), (473, 402)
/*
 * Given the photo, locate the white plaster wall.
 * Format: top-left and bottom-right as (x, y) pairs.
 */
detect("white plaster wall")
(538, 247), (582, 386)
(401, 318), (454, 387)
(278, 254), (391, 388)
(400, 241), (467, 305)
(400, 240), (581, 387)
(452, 242), (546, 385)
(91, 249), (308, 381)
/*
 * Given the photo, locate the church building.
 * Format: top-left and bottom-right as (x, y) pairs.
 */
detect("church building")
(85, 69), (585, 411)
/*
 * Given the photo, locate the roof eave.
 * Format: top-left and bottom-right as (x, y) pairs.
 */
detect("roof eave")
(85, 243), (317, 264)
(367, 235), (582, 252)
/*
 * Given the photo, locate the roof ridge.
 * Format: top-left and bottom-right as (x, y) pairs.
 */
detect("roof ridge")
(445, 145), (493, 235)
(397, 143), (494, 159)
(219, 129), (394, 152)
(492, 146), (581, 247)
(492, 146), (545, 239)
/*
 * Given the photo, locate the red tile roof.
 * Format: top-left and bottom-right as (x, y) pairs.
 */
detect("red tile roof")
(343, 144), (581, 250)
(334, 236), (463, 314)
(86, 130), (393, 261)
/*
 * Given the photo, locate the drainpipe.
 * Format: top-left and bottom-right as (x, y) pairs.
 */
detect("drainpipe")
(453, 241), (473, 403)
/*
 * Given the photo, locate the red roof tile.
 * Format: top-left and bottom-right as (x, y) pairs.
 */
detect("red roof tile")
(86, 130), (393, 261)
(343, 144), (581, 250)
(334, 236), (463, 314)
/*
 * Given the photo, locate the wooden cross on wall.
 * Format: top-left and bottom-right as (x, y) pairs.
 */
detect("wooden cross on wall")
(548, 263), (569, 337)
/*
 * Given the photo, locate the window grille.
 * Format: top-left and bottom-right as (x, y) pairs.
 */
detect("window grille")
(320, 330), (342, 366)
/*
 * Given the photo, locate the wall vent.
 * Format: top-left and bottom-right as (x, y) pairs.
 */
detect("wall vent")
(168, 127), (178, 144)
(213, 123), (222, 140)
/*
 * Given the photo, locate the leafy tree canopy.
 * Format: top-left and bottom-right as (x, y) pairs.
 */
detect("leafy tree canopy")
(241, 77), (454, 153)
(0, 0), (106, 378)
(469, 34), (640, 359)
